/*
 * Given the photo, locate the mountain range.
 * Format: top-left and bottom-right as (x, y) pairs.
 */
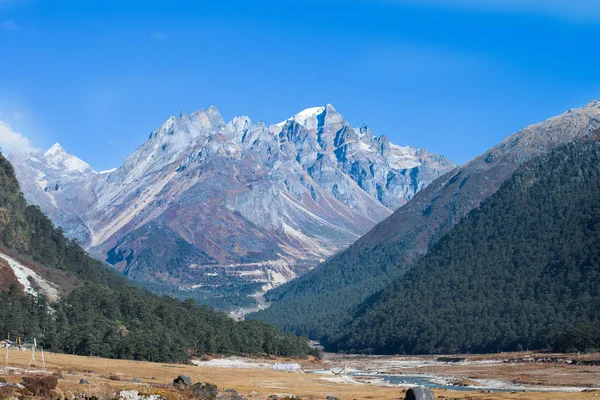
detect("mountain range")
(254, 100), (600, 339)
(8, 104), (454, 309)
(0, 152), (317, 361)
(4, 99), (599, 356)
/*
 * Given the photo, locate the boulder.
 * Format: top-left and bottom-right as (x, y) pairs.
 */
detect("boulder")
(404, 386), (435, 400)
(79, 379), (90, 385)
(173, 375), (192, 389)
(191, 382), (218, 400)
(131, 378), (141, 383)
(327, 397), (340, 400)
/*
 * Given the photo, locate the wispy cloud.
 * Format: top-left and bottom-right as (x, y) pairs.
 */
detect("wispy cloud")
(150, 32), (167, 41)
(0, 121), (35, 154)
(0, 19), (17, 31)
(383, 0), (600, 22)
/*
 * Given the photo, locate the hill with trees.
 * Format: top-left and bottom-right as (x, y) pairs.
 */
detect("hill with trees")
(327, 140), (600, 354)
(253, 101), (600, 341)
(0, 154), (317, 361)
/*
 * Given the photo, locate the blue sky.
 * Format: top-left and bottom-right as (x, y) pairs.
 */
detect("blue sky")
(1, 0), (600, 170)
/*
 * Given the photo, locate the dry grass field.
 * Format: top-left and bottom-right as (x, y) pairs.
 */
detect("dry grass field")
(0, 349), (598, 399)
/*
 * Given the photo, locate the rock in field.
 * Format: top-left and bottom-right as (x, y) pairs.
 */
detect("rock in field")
(191, 382), (218, 400)
(173, 375), (192, 389)
(404, 386), (435, 400)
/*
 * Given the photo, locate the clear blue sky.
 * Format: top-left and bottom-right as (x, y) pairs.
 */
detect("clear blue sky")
(1, 0), (600, 170)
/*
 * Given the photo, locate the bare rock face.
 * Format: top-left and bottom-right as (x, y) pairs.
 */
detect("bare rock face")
(8, 105), (454, 309)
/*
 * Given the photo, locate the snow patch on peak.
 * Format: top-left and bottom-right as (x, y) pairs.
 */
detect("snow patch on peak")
(273, 106), (326, 128)
(294, 106), (326, 124)
(44, 143), (95, 174)
(44, 142), (66, 157)
(388, 143), (421, 170)
(229, 116), (252, 131)
(99, 168), (117, 175)
(390, 143), (416, 153)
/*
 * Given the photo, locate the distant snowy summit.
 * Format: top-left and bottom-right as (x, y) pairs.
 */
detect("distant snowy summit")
(9, 104), (455, 309)
(44, 142), (95, 174)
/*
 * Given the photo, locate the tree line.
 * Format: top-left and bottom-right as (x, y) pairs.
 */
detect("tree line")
(327, 141), (600, 354)
(0, 154), (318, 361)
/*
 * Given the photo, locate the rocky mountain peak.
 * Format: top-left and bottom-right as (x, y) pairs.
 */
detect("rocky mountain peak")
(228, 115), (253, 133)
(149, 106), (226, 141)
(188, 105), (225, 132)
(322, 103), (344, 127)
(274, 106), (326, 132)
(9, 104), (455, 309)
(43, 142), (94, 174)
(44, 142), (66, 156)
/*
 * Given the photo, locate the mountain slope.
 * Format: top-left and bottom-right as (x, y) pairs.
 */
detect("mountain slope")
(8, 143), (107, 247)
(9, 105), (454, 309)
(328, 140), (600, 354)
(0, 152), (317, 361)
(254, 101), (600, 338)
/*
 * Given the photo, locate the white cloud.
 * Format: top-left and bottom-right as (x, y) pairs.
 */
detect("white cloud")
(0, 19), (17, 31)
(0, 121), (36, 154)
(383, 0), (600, 22)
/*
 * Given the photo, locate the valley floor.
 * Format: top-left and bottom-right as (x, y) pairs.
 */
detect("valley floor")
(0, 349), (598, 399)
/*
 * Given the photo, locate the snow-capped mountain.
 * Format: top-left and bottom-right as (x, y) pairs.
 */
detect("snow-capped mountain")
(9, 104), (454, 309)
(9, 143), (106, 246)
(255, 100), (600, 337)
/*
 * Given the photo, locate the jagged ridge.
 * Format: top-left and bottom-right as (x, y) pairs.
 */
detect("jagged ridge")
(9, 104), (454, 309)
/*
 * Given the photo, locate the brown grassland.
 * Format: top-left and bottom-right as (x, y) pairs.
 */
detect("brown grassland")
(0, 349), (598, 399)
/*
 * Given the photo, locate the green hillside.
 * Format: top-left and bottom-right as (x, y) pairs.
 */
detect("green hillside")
(328, 141), (600, 354)
(253, 105), (600, 342)
(0, 154), (317, 361)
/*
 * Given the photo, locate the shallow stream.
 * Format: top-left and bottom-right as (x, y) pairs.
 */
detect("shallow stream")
(351, 374), (514, 392)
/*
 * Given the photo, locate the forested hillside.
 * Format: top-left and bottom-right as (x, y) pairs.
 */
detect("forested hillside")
(253, 102), (600, 341)
(0, 154), (317, 361)
(328, 141), (600, 354)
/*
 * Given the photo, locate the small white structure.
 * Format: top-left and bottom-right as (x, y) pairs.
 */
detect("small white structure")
(273, 363), (301, 372)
